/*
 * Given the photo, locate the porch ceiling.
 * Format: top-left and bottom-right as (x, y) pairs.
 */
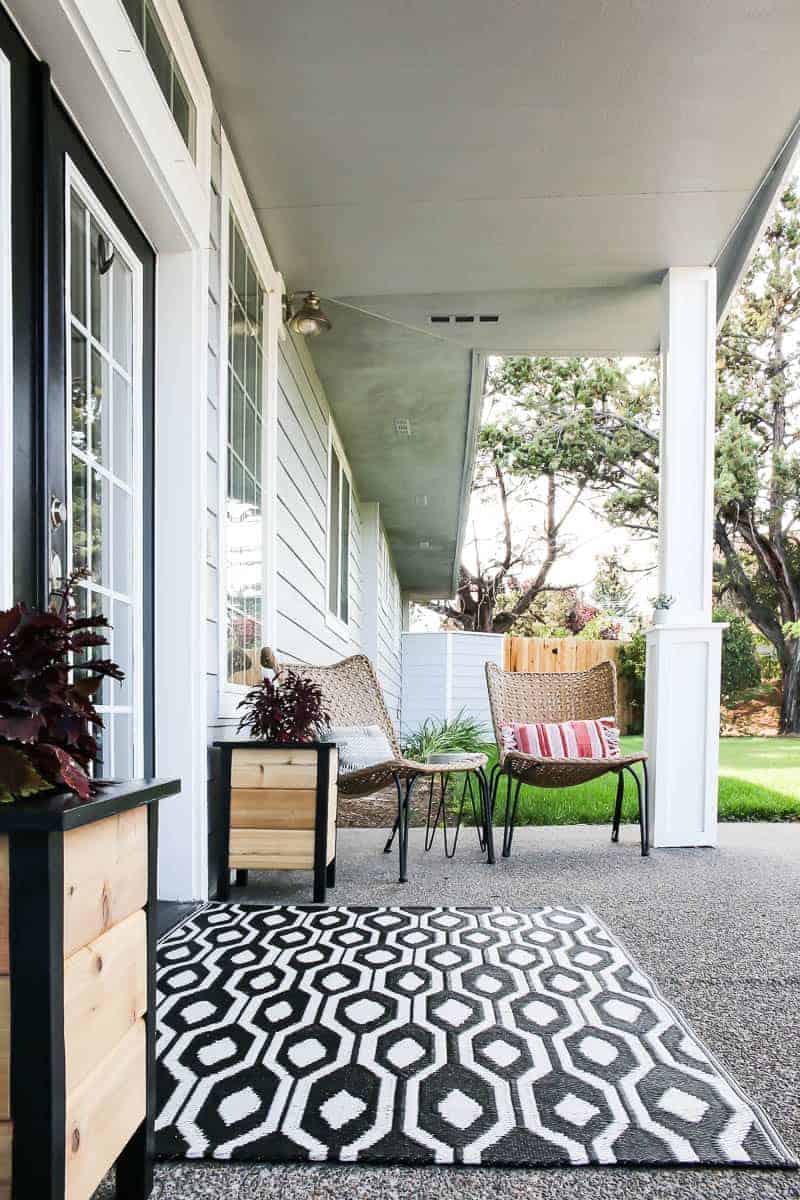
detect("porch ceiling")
(182, 0), (800, 594)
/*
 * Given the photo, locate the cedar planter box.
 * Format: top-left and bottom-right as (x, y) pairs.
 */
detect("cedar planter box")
(0, 777), (179, 1200)
(214, 741), (338, 903)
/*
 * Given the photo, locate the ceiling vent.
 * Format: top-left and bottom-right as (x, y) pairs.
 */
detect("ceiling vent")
(429, 313), (500, 325)
(394, 417), (412, 435)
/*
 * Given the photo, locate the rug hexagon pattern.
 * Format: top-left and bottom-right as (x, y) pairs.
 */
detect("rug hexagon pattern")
(155, 904), (794, 1169)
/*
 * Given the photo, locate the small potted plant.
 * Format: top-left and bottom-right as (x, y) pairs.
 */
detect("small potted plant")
(0, 570), (123, 802)
(650, 593), (676, 626)
(236, 649), (330, 742)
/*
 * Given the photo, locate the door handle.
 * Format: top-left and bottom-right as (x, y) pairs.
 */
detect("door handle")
(50, 494), (67, 529)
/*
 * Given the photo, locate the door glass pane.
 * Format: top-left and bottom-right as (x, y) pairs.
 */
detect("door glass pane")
(113, 487), (132, 595)
(113, 714), (133, 780)
(91, 590), (109, 705)
(113, 256), (133, 373)
(70, 330), (88, 452)
(90, 348), (110, 466)
(90, 218), (112, 350)
(71, 457), (89, 573)
(70, 193), (86, 326)
(113, 600), (133, 706)
(93, 722), (106, 780)
(91, 470), (109, 586)
(113, 371), (132, 484)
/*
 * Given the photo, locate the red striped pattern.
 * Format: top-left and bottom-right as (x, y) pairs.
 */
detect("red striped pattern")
(502, 718), (620, 759)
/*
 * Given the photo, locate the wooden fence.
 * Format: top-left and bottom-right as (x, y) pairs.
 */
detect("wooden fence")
(503, 637), (639, 733)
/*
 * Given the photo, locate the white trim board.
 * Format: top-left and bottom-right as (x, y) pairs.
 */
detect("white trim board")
(0, 50), (12, 607)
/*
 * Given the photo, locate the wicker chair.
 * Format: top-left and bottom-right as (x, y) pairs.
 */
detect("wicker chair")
(263, 651), (493, 882)
(485, 660), (649, 857)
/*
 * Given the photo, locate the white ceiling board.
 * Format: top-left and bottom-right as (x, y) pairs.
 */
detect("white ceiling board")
(263, 190), (750, 298)
(328, 283), (664, 356)
(182, 0), (800, 298)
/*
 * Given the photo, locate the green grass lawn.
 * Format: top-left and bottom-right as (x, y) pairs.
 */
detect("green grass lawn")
(479, 736), (800, 826)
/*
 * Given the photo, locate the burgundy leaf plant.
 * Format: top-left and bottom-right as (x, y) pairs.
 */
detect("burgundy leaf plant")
(237, 661), (329, 744)
(0, 570), (124, 802)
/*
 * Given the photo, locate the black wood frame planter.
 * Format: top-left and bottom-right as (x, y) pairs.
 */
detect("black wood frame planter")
(0, 777), (179, 1200)
(213, 741), (338, 903)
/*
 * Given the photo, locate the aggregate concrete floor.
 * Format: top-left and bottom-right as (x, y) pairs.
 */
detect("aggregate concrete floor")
(98, 822), (800, 1199)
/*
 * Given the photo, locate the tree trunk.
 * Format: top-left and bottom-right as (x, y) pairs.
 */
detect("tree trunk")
(779, 640), (800, 734)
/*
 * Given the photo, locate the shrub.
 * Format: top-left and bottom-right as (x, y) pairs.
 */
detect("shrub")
(402, 712), (491, 761)
(714, 608), (761, 699)
(618, 627), (646, 732)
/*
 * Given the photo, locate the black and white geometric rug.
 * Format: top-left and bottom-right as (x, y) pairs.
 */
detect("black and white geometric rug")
(155, 903), (795, 1169)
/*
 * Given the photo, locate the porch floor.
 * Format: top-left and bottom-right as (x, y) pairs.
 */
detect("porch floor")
(102, 822), (799, 1199)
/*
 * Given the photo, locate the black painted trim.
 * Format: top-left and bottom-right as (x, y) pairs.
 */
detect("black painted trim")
(313, 745), (332, 904)
(218, 746), (233, 901)
(9, 830), (66, 1200)
(115, 797), (159, 1197)
(0, 777), (179, 832)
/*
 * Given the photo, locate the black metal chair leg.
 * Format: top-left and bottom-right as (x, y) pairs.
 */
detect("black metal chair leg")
(611, 772), (624, 843)
(326, 856), (336, 887)
(479, 767), (495, 865)
(467, 773), (486, 853)
(444, 774), (470, 859)
(398, 777), (415, 883)
(424, 774), (444, 852)
(640, 761), (650, 857)
(502, 770), (521, 858)
(384, 780), (402, 853)
(625, 765), (648, 858)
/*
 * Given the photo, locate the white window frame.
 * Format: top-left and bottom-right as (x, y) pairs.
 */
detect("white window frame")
(217, 135), (280, 719)
(325, 421), (353, 636)
(64, 156), (145, 778)
(0, 50), (11, 607)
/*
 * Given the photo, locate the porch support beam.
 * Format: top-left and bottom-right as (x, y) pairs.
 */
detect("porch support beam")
(644, 267), (723, 848)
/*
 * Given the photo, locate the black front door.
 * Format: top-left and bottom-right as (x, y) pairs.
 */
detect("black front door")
(2, 5), (155, 775)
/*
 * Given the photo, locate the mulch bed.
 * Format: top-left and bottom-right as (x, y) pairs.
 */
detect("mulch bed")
(337, 784), (430, 828)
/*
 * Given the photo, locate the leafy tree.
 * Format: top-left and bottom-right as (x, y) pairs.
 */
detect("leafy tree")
(586, 189), (800, 731)
(713, 608), (762, 700)
(593, 553), (637, 621)
(429, 357), (656, 632)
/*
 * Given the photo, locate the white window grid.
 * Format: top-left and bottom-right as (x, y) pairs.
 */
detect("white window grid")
(64, 161), (144, 780)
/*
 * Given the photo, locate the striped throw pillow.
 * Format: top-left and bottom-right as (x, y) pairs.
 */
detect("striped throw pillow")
(502, 718), (620, 760)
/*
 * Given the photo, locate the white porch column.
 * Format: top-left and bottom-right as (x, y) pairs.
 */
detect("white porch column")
(644, 268), (723, 847)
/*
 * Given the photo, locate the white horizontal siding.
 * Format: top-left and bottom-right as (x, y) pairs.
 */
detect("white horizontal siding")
(275, 334), (362, 666)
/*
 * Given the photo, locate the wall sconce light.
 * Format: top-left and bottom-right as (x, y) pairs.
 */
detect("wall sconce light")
(283, 291), (332, 336)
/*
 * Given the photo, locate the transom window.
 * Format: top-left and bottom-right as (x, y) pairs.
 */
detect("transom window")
(225, 215), (265, 687)
(328, 444), (351, 625)
(120, 0), (196, 157)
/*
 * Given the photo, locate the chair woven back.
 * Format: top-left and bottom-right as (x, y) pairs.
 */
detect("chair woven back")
(273, 652), (402, 757)
(485, 660), (618, 752)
